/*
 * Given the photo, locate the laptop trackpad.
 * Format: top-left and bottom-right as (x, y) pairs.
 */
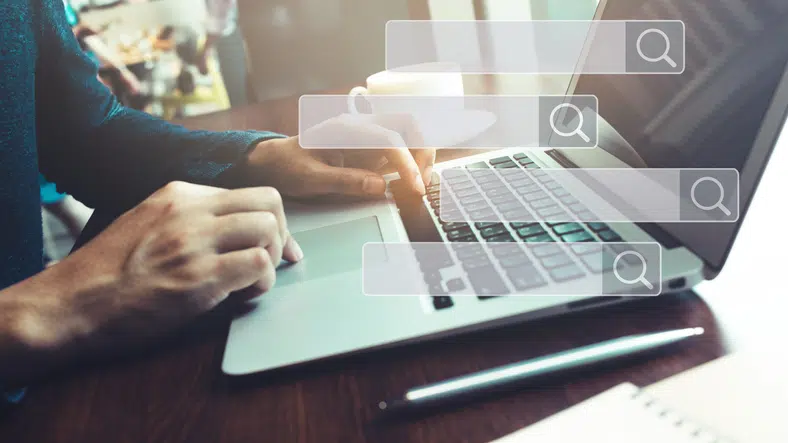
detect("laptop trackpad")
(275, 216), (383, 287)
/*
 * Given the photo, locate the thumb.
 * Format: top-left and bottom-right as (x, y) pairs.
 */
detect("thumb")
(308, 161), (387, 197)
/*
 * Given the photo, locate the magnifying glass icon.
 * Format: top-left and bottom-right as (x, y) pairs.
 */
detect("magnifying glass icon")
(613, 251), (653, 290)
(636, 28), (677, 68)
(549, 103), (591, 143)
(690, 176), (732, 216)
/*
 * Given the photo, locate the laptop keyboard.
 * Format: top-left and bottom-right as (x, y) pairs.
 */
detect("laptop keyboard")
(392, 153), (624, 311)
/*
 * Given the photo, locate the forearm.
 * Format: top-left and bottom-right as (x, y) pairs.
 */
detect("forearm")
(0, 267), (86, 384)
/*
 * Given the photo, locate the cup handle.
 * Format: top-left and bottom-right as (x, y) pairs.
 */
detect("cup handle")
(348, 86), (369, 114)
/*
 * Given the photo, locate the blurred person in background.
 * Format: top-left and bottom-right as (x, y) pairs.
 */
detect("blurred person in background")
(197, 0), (250, 106)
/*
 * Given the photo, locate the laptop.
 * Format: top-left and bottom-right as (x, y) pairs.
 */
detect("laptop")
(222, 0), (788, 375)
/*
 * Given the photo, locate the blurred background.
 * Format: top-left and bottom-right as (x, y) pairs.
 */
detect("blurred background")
(45, 0), (600, 261)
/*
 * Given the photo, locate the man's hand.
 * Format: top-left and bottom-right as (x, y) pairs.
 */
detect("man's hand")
(10, 182), (302, 356)
(245, 115), (436, 198)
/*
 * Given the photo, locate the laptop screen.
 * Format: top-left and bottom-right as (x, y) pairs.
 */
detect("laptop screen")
(568, 0), (788, 268)
(574, 0), (788, 170)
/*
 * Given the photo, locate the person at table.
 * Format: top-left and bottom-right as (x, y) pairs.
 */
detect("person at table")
(197, 0), (249, 106)
(0, 0), (433, 401)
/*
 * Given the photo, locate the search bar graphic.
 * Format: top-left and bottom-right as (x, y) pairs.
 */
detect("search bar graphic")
(362, 242), (662, 297)
(386, 20), (685, 74)
(298, 95), (598, 149)
(438, 168), (739, 223)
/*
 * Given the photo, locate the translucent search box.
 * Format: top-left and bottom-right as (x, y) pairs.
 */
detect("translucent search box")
(298, 95), (598, 149)
(386, 20), (685, 74)
(438, 168), (739, 223)
(362, 242), (662, 297)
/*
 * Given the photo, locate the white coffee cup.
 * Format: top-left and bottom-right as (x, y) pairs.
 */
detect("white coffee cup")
(347, 62), (465, 116)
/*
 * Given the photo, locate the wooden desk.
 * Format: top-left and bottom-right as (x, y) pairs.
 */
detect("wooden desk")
(2, 93), (785, 443)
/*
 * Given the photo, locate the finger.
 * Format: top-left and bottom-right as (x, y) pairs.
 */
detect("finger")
(213, 212), (284, 268)
(215, 247), (275, 296)
(209, 187), (288, 247)
(282, 233), (304, 263)
(410, 148), (436, 186)
(306, 160), (387, 197)
(384, 148), (426, 195)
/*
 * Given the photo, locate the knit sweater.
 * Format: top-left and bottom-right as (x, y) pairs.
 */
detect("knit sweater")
(1, 0), (280, 293)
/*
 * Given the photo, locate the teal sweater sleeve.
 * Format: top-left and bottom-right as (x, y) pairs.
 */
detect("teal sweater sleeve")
(35, 0), (285, 212)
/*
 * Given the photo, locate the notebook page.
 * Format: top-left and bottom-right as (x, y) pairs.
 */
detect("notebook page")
(490, 383), (728, 443)
(645, 352), (788, 443)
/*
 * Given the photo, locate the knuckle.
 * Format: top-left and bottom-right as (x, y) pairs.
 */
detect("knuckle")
(162, 180), (189, 197)
(250, 247), (269, 271)
(261, 186), (283, 206)
(255, 267), (277, 293)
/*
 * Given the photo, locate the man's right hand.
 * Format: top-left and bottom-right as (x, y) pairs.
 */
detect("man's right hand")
(23, 182), (303, 352)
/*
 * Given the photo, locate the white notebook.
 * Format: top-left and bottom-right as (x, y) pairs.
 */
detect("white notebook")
(490, 352), (788, 443)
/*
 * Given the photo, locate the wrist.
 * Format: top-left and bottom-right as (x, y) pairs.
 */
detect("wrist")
(2, 266), (88, 353)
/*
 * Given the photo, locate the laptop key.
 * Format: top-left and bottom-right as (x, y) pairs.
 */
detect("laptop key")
(466, 161), (490, 169)
(468, 266), (511, 297)
(559, 195), (579, 205)
(463, 201), (491, 213)
(462, 256), (494, 271)
(515, 183), (542, 195)
(570, 243), (604, 255)
(485, 187), (515, 198)
(511, 222), (539, 229)
(513, 153), (529, 160)
(446, 278), (466, 292)
(432, 296), (454, 310)
(489, 156), (513, 165)
(480, 225), (509, 239)
(537, 207), (566, 218)
(487, 233), (516, 242)
(524, 234), (555, 243)
(530, 198), (556, 210)
(521, 190), (549, 202)
(496, 201), (526, 213)
(460, 194), (486, 206)
(455, 245), (486, 261)
(481, 181), (507, 191)
(507, 267), (547, 291)
(568, 202), (588, 213)
(451, 235), (480, 243)
(495, 162), (519, 169)
(490, 195), (518, 205)
(551, 188), (569, 198)
(540, 253), (574, 269)
(552, 223), (583, 236)
(598, 230), (623, 242)
(441, 222), (469, 232)
(502, 209), (533, 221)
(468, 208), (498, 221)
(532, 244), (563, 258)
(549, 264), (585, 282)
(455, 188), (481, 199)
(516, 225), (547, 238)
(423, 271), (442, 284)
(581, 253), (615, 274)
(499, 254), (532, 269)
(576, 210), (600, 222)
(587, 222), (610, 232)
(446, 227), (474, 241)
(561, 231), (595, 243)
(491, 244), (523, 258)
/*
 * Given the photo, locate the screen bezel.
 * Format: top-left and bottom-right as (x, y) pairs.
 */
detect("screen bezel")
(553, 0), (788, 273)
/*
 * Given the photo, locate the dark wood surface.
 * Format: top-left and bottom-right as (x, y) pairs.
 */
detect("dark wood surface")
(0, 92), (751, 443)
